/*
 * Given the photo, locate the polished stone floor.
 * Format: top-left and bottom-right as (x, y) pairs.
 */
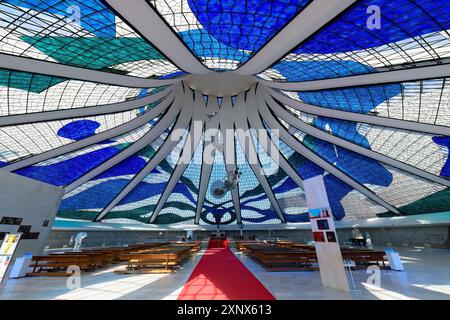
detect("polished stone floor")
(1, 246), (450, 300)
(235, 246), (450, 300)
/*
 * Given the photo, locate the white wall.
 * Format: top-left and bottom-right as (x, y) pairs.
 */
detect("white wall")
(0, 171), (64, 277)
(53, 211), (450, 232)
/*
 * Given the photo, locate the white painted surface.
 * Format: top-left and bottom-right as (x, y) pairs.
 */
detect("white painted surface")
(184, 73), (255, 96)
(304, 176), (350, 292)
(9, 256), (32, 278)
(52, 210), (450, 232)
(386, 251), (404, 271)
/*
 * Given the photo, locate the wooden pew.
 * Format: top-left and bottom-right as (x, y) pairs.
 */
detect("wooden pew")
(252, 250), (318, 271)
(267, 240), (294, 248)
(120, 253), (182, 272)
(341, 250), (387, 269)
(290, 244), (316, 251)
(238, 241), (388, 271)
(26, 242), (169, 276)
(27, 254), (100, 277)
(238, 242), (319, 271)
(117, 242), (202, 273)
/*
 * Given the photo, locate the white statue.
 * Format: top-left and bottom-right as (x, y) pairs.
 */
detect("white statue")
(68, 235), (74, 247)
(352, 227), (361, 238)
(73, 232), (87, 251)
(366, 232), (373, 249)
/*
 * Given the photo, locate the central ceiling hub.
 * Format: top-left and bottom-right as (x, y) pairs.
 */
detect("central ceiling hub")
(184, 72), (256, 96)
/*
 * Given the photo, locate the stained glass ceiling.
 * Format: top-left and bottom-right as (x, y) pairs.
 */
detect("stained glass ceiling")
(148, 0), (311, 70)
(0, 0), (449, 227)
(0, 0), (184, 78)
(261, 0), (450, 81)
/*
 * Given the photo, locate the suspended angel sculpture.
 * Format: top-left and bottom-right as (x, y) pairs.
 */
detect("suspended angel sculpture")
(211, 167), (242, 198)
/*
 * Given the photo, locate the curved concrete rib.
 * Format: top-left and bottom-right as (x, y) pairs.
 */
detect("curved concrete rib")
(95, 91), (195, 221)
(105, 0), (209, 74)
(264, 90), (450, 188)
(267, 87), (450, 136)
(195, 95), (221, 224)
(258, 95), (401, 215)
(0, 85), (173, 127)
(218, 95), (242, 224)
(248, 89), (305, 190)
(65, 95), (186, 193)
(259, 63), (450, 91)
(234, 95), (286, 223)
(0, 53), (181, 87)
(235, 0), (357, 75)
(1, 89), (178, 172)
(149, 120), (204, 224)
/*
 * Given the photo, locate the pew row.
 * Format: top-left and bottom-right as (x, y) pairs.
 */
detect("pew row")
(26, 242), (200, 277)
(117, 242), (201, 273)
(237, 241), (388, 271)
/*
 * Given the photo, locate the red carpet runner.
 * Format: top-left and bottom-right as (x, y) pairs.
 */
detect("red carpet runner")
(207, 239), (228, 249)
(178, 247), (275, 300)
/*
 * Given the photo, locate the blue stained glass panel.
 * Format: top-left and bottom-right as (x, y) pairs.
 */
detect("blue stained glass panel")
(235, 134), (280, 224)
(149, 0), (310, 70)
(3, 0), (116, 37)
(265, 0), (450, 81)
(156, 138), (204, 224)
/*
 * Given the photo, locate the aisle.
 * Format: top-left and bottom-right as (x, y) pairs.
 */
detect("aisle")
(177, 247), (275, 300)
